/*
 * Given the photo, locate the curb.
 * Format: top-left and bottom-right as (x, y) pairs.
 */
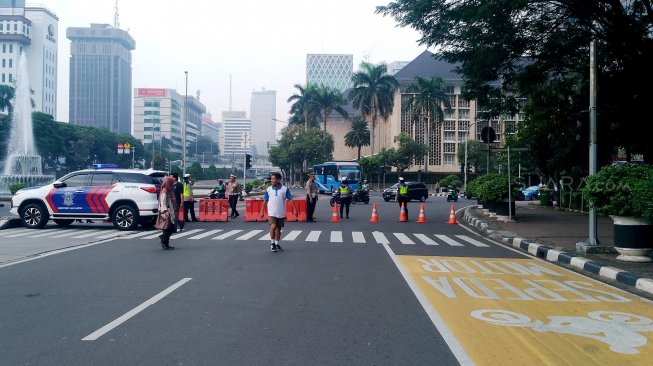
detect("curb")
(0, 217), (22, 230)
(460, 206), (653, 297)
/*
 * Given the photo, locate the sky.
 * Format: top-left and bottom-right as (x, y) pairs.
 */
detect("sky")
(50, 0), (429, 127)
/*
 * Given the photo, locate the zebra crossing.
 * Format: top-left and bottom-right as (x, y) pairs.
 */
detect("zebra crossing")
(0, 227), (494, 247)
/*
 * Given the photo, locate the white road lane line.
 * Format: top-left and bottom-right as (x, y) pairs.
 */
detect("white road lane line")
(235, 229), (263, 240)
(455, 235), (490, 247)
(95, 231), (133, 240)
(70, 230), (106, 239)
(414, 234), (438, 245)
(372, 231), (390, 245)
(170, 229), (204, 239)
(23, 229), (69, 238)
(0, 228), (31, 236)
(188, 229), (223, 240)
(212, 230), (243, 240)
(259, 233), (271, 241)
(305, 230), (321, 242)
(82, 278), (192, 341)
(4, 229), (45, 238)
(352, 231), (365, 243)
(381, 244), (474, 366)
(47, 229), (89, 238)
(118, 231), (160, 239)
(330, 231), (343, 243)
(141, 231), (165, 239)
(282, 230), (302, 241)
(435, 234), (464, 246)
(394, 233), (415, 245)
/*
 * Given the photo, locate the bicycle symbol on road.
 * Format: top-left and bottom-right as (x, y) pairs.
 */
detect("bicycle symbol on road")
(471, 309), (653, 354)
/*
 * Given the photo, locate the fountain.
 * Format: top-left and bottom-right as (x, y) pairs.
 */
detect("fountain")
(0, 52), (54, 199)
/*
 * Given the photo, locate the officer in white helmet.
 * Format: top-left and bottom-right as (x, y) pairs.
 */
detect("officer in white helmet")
(336, 176), (352, 219)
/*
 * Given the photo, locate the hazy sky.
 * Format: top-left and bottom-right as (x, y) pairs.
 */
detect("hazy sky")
(50, 0), (428, 126)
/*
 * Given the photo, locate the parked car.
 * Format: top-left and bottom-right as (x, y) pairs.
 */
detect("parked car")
(10, 165), (166, 230)
(382, 182), (429, 202)
(521, 185), (541, 200)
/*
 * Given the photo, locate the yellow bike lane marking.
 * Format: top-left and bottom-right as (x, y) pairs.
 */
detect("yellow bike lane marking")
(384, 244), (653, 365)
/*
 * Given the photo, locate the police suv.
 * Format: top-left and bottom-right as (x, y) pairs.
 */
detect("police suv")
(10, 165), (167, 230)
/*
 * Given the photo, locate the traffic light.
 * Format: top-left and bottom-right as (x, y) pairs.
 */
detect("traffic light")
(245, 153), (253, 169)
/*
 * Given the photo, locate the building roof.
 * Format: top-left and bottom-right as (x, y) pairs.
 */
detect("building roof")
(394, 50), (462, 85)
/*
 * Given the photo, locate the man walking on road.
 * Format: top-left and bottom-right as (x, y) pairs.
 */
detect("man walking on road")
(260, 172), (298, 252)
(226, 174), (242, 218)
(171, 172), (185, 231)
(183, 173), (198, 222)
(306, 173), (318, 222)
(397, 177), (409, 221)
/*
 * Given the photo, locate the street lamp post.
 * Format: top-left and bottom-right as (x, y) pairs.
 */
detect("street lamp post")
(183, 71), (188, 177)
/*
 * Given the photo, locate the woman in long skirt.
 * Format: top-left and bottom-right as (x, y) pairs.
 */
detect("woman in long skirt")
(158, 176), (177, 250)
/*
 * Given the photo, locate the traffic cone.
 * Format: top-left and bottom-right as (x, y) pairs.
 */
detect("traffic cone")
(447, 203), (458, 224)
(417, 203), (427, 223)
(370, 202), (379, 223)
(331, 202), (341, 223)
(399, 202), (408, 222)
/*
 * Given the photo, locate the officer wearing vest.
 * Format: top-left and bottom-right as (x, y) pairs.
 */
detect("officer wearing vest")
(336, 176), (352, 219)
(397, 177), (409, 221)
(183, 174), (198, 222)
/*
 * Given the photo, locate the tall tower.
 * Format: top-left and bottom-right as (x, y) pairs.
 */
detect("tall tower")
(250, 88), (276, 156)
(67, 24), (135, 134)
(306, 54), (353, 91)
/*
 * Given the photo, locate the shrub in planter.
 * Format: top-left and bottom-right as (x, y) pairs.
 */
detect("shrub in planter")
(476, 174), (508, 203)
(440, 174), (462, 189)
(583, 164), (653, 261)
(9, 183), (27, 195)
(464, 178), (480, 199)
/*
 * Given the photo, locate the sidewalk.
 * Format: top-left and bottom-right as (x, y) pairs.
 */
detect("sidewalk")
(460, 200), (653, 297)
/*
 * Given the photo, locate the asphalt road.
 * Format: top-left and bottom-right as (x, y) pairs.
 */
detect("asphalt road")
(2, 194), (652, 365)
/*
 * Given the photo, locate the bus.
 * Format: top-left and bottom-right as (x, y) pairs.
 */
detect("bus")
(313, 161), (361, 193)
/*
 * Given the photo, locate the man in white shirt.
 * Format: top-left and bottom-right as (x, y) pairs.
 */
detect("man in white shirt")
(260, 172), (298, 252)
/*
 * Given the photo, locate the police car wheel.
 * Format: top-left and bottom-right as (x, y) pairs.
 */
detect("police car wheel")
(113, 205), (139, 231)
(420, 195), (427, 202)
(21, 203), (49, 229)
(53, 219), (74, 226)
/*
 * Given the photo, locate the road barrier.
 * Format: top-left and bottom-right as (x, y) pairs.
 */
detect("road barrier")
(245, 199), (268, 222)
(199, 199), (229, 222)
(286, 198), (307, 222)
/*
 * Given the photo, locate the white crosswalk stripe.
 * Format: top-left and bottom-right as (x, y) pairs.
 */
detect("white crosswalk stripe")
(455, 235), (490, 247)
(305, 230), (321, 242)
(189, 229), (223, 240)
(211, 230), (243, 240)
(330, 231), (343, 243)
(414, 233), (438, 245)
(352, 231), (365, 243)
(434, 234), (464, 246)
(394, 233), (415, 245)
(0, 226), (495, 248)
(282, 230), (302, 241)
(236, 230), (263, 240)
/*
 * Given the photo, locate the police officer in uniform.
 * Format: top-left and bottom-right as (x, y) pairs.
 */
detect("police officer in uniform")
(397, 177), (409, 221)
(336, 176), (352, 219)
(183, 173), (198, 222)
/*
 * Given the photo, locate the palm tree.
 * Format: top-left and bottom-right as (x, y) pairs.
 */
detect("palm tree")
(349, 62), (399, 155)
(344, 117), (371, 160)
(287, 83), (319, 130)
(404, 76), (452, 171)
(313, 84), (348, 135)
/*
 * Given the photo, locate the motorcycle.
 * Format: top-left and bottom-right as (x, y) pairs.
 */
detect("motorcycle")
(446, 189), (459, 202)
(329, 192), (341, 207)
(351, 189), (370, 204)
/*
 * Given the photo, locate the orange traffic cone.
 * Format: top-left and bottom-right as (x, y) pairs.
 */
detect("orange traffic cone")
(399, 202), (408, 222)
(417, 203), (427, 223)
(447, 203), (458, 224)
(178, 202), (185, 222)
(331, 202), (341, 223)
(370, 202), (379, 223)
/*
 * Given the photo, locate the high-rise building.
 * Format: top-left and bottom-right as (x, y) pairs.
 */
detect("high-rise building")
(306, 54), (353, 91)
(133, 88), (205, 155)
(0, 1), (58, 117)
(249, 88), (275, 156)
(222, 110), (251, 157)
(201, 112), (220, 148)
(67, 24), (135, 134)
